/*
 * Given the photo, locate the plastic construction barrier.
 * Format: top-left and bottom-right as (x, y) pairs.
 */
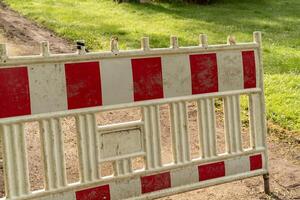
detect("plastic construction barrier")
(0, 32), (270, 200)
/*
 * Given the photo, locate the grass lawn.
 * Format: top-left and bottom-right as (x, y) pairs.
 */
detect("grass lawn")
(3, 0), (300, 132)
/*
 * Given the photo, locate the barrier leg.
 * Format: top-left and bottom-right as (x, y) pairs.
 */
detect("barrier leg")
(263, 173), (270, 195)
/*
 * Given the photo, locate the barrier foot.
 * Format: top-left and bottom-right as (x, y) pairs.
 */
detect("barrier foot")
(263, 173), (271, 195)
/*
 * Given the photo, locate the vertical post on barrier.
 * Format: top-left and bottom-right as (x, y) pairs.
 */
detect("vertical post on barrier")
(253, 31), (270, 195)
(76, 114), (99, 183)
(254, 31), (267, 149)
(143, 105), (162, 170)
(198, 98), (217, 158)
(0, 43), (8, 60)
(76, 40), (86, 55)
(223, 95), (243, 154)
(39, 118), (67, 190)
(227, 35), (236, 45)
(141, 37), (150, 51)
(110, 36), (119, 54)
(199, 34), (208, 48)
(2, 123), (30, 198)
(249, 94), (264, 148)
(170, 36), (179, 49)
(170, 102), (191, 163)
(40, 41), (50, 57)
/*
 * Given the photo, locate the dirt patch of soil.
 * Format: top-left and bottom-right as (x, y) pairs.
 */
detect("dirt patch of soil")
(0, 2), (74, 55)
(0, 4), (299, 200)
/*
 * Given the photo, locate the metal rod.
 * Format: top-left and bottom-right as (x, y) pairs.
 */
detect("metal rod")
(263, 173), (271, 195)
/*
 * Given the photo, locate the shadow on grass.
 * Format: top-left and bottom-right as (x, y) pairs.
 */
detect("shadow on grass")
(60, 19), (194, 50)
(123, 0), (299, 42)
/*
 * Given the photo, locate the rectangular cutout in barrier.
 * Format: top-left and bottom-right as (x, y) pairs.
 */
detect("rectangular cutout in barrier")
(25, 122), (44, 192)
(61, 116), (80, 184)
(99, 162), (114, 178)
(240, 94), (251, 150)
(159, 104), (173, 165)
(98, 123), (144, 160)
(186, 101), (201, 159)
(214, 98), (227, 155)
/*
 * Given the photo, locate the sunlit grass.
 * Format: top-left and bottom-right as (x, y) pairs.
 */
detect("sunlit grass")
(265, 74), (300, 131)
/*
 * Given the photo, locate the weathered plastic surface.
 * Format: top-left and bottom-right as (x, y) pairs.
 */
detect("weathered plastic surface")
(0, 32), (268, 200)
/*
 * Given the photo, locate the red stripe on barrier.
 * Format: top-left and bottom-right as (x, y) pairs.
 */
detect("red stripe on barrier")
(141, 172), (171, 194)
(190, 53), (218, 94)
(198, 161), (225, 181)
(250, 154), (262, 171)
(0, 67), (31, 118)
(76, 185), (110, 200)
(131, 57), (164, 101)
(242, 51), (256, 88)
(65, 62), (102, 109)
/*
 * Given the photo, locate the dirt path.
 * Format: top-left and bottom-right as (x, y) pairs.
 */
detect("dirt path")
(0, 2), (74, 55)
(0, 4), (299, 200)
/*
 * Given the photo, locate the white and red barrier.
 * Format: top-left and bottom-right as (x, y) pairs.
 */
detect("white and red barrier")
(0, 32), (269, 200)
(0, 50), (257, 118)
(28, 153), (264, 200)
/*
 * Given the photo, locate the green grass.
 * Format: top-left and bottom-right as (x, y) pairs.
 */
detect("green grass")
(3, 0), (300, 132)
(265, 74), (300, 131)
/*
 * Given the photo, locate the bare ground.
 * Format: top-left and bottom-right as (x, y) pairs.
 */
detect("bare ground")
(0, 4), (299, 200)
(0, 2), (74, 55)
